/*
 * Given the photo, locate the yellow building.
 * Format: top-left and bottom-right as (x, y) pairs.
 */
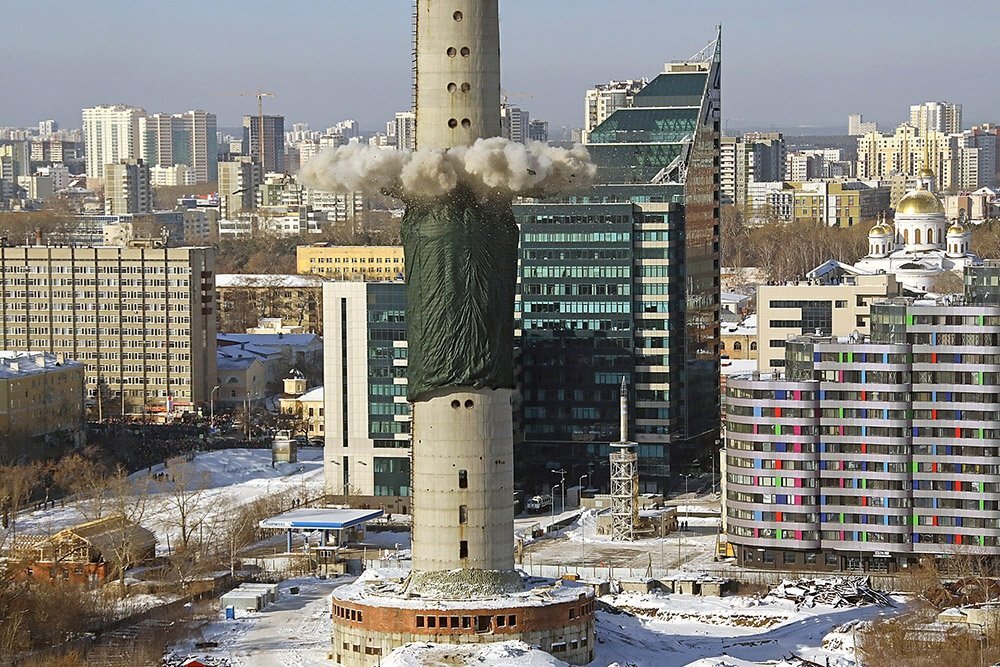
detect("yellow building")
(296, 244), (404, 281)
(857, 124), (959, 192)
(279, 386), (324, 441)
(790, 181), (890, 228)
(0, 352), (85, 453)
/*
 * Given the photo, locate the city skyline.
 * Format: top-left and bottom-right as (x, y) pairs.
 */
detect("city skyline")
(1, 1), (998, 133)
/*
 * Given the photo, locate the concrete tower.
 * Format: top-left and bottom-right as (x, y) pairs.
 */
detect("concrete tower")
(414, 0), (502, 150)
(408, 0), (515, 580)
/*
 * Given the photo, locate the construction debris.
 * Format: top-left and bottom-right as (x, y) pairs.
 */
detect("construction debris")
(769, 576), (892, 608)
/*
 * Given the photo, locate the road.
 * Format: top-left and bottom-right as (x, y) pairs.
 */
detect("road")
(171, 577), (348, 667)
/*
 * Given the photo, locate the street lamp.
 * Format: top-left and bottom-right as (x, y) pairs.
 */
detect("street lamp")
(210, 385), (220, 429)
(579, 474), (589, 565)
(551, 483), (561, 524)
(551, 468), (567, 516)
(681, 473), (695, 531)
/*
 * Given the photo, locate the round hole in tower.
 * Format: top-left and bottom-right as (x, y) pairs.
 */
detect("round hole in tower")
(447, 47), (457, 57)
(450, 399), (461, 409)
(464, 399), (474, 409)
(460, 46), (471, 57)
(461, 118), (471, 129)
(460, 82), (471, 93)
(453, 10), (463, 21)
(448, 118), (458, 128)
(447, 82), (458, 93)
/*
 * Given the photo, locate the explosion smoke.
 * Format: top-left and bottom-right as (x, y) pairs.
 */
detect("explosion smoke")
(299, 137), (596, 201)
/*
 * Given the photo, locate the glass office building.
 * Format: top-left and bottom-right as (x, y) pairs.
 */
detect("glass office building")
(514, 34), (721, 493)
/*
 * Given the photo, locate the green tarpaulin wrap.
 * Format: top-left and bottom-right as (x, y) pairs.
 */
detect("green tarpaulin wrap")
(402, 187), (518, 402)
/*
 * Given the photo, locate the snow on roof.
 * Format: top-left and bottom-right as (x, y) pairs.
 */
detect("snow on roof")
(218, 333), (320, 348)
(297, 386), (323, 402)
(721, 359), (758, 376)
(218, 343), (282, 359)
(259, 507), (383, 530)
(216, 274), (325, 289)
(0, 351), (81, 379)
(332, 567), (592, 610)
(216, 354), (260, 371)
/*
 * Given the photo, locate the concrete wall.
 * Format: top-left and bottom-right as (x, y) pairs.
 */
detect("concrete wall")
(410, 388), (514, 572)
(415, 0), (502, 150)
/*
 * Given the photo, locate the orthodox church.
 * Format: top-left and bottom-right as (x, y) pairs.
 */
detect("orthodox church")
(853, 165), (980, 291)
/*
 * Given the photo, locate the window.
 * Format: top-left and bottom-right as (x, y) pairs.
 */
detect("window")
(460, 540), (468, 559)
(783, 552), (796, 565)
(458, 470), (468, 488)
(476, 615), (492, 633)
(763, 551), (775, 563)
(459, 505), (468, 524)
(733, 341), (742, 351)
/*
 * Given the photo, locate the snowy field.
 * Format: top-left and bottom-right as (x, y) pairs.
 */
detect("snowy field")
(11, 447), (900, 666)
(17, 448), (326, 555)
(171, 582), (900, 667)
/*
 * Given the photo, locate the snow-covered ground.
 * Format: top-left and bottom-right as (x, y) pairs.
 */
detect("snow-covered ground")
(170, 583), (899, 667)
(17, 448), (325, 555)
(168, 575), (346, 667)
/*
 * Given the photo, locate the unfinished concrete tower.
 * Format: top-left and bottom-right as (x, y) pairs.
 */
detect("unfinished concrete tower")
(407, 0), (516, 586)
(328, 4), (594, 663)
(610, 378), (639, 541)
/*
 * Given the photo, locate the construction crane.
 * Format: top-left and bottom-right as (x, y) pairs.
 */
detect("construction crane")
(239, 91), (275, 170)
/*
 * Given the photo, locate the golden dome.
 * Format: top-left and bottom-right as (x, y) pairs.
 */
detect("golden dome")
(948, 222), (967, 235)
(919, 166), (936, 179)
(896, 189), (944, 215)
(869, 222), (892, 236)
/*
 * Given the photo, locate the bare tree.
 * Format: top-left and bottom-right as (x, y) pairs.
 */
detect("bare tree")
(104, 470), (153, 595)
(157, 458), (210, 554)
(53, 452), (112, 521)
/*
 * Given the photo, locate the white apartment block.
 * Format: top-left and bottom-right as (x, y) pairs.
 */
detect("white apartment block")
(83, 104), (146, 179)
(322, 281), (411, 499)
(848, 113), (877, 136)
(583, 79), (646, 144)
(0, 245), (217, 418)
(857, 124), (961, 192)
(500, 103), (529, 143)
(393, 112), (416, 151)
(910, 101), (963, 135)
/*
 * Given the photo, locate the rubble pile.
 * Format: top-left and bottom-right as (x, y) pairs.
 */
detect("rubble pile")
(769, 576), (892, 608)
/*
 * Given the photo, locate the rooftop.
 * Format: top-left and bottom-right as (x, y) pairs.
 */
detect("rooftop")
(216, 274), (325, 289)
(0, 351), (80, 379)
(259, 507), (383, 531)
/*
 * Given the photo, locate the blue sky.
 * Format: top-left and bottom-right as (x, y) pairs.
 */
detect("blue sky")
(1, 1), (996, 133)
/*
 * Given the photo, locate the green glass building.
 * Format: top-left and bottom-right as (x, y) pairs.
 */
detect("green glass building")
(513, 34), (721, 493)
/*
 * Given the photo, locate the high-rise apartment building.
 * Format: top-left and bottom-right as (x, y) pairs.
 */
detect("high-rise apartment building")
(582, 79), (647, 144)
(322, 281), (411, 499)
(104, 159), (152, 215)
(857, 124), (960, 192)
(82, 104), (146, 179)
(242, 114), (285, 174)
(726, 296), (1000, 572)
(719, 133), (785, 207)
(847, 113), (877, 137)
(528, 119), (549, 143)
(218, 158), (260, 217)
(514, 35), (722, 492)
(910, 101), (963, 135)
(0, 245), (217, 418)
(500, 101), (530, 143)
(391, 112), (416, 151)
